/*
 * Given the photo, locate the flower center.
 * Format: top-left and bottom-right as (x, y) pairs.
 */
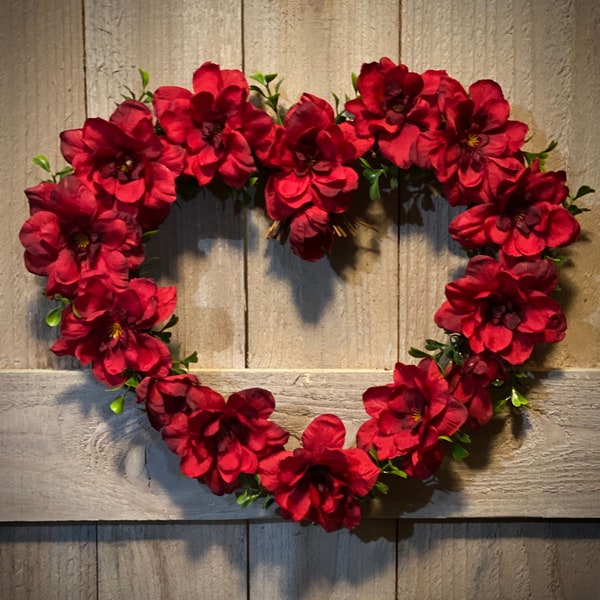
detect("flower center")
(108, 322), (124, 339)
(488, 297), (521, 330)
(465, 132), (481, 149)
(73, 233), (90, 249)
(202, 121), (225, 146)
(412, 409), (422, 422)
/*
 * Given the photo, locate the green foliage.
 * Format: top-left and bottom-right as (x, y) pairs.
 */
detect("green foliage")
(32, 155), (74, 183)
(249, 72), (283, 123)
(522, 139), (558, 170)
(235, 474), (272, 509)
(110, 395), (125, 414)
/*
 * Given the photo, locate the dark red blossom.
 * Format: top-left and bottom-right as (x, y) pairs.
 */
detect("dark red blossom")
(449, 160), (580, 256)
(136, 373), (212, 430)
(287, 205), (333, 261)
(416, 77), (528, 205)
(162, 388), (289, 495)
(61, 100), (185, 231)
(259, 414), (379, 531)
(262, 93), (362, 221)
(345, 57), (429, 168)
(434, 255), (566, 364)
(357, 360), (467, 479)
(153, 62), (272, 188)
(19, 176), (143, 298)
(51, 274), (176, 386)
(445, 353), (507, 428)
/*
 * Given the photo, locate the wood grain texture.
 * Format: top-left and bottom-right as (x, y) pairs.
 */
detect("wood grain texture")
(0, 0), (85, 370)
(399, 0), (600, 368)
(84, 0), (246, 368)
(97, 522), (247, 599)
(249, 520), (396, 599)
(397, 520), (600, 600)
(244, 0), (401, 369)
(1, 368), (598, 521)
(0, 524), (97, 600)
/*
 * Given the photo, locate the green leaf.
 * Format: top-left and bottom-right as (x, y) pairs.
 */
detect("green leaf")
(264, 73), (278, 84)
(511, 387), (528, 407)
(369, 179), (381, 201)
(425, 339), (446, 351)
(32, 155), (52, 172)
(138, 67), (150, 89)
(374, 480), (389, 495)
(45, 306), (63, 327)
(249, 72), (266, 86)
(110, 395), (125, 414)
(142, 229), (159, 242)
(567, 203), (591, 216)
(452, 444), (470, 461)
(438, 435), (453, 443)
(408, 347), (431, 359)
(125, 375), (140, 389)
(161, 314), (179, 330)
(455, 431), (471, 444)
(249, 84), (264, 95)
(573, 185), (595, 200)
(351, 72), (358, 94)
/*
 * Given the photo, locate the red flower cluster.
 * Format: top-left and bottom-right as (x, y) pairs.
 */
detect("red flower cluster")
(357, 360), (468, 479)
(20, 59), (586, 533)
(434, 255), (566, 365)
(259, 415), (379, 531)
(162, 386), (288, 495)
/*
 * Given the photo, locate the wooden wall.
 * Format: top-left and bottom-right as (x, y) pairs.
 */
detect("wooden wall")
(1, 0), (599, 598)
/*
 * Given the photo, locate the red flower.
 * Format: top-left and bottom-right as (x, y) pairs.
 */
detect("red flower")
(449, 160), (580, 256)
(162, 388), (289, 495)
(153, 62), (273, 188)
(345, 57), (428, 168)
(136, 373), (211, 431)
(287, 205), (333, 261)
(445, 353), (507, 428)
(356, 360), (467, 479)
(51, 274), (176, 386)
(262, 93), (361, 221)
(19, 175), (143, 298)
(434, 255), (566, 364)
(61, 100), (185, 231)
(416, 78), (528, 205)
(259, 414), (379, 532)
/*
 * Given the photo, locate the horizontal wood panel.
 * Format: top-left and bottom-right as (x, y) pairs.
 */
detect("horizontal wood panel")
(1, 368), (598, 522)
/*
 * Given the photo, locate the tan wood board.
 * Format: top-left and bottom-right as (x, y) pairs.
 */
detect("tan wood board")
(0, 524), (97, 600)
(1, 368), (598, 521)
(97, 522), (247, 599)
(400, 0), (600, 368)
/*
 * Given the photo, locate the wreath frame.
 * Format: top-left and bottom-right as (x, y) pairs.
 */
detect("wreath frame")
(19, 58), (591, 532)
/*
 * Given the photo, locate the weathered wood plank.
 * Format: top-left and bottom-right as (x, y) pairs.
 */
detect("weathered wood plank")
(0, 524), (97, 600)
(84, 0), (246, 369)
(243, 0), (401, 369)
(399, 0), (600, 368)
(249, 520), (396, 599)
(97, 522), (247, 600)
(397, 520), (600, 600)
(1, 368), (598, 521)
(0, 0), (85, 370)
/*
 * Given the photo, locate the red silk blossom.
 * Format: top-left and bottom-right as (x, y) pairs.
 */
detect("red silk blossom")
(287, 205), (333, 261)
(344, 57), (430, 168)
(449, 160), (581, 256)
(60, 100), (185, 231)
(434, 255), (566, 365)
(445, 353), (507, 428)
(19, 175), (144, 299)
(136, 373), (215, 431)
(415, 77), (528, 205)
(153, 62), (273, 188)
(357, 359), (468, 479)
(162, 388), (289, 495)
(51, 274), (176, 386)
(259, 414), (380, 532)
(261, 93), (362, 222)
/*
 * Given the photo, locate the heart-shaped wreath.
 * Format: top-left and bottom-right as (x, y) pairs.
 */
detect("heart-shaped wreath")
(20, 59), (591, 532)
